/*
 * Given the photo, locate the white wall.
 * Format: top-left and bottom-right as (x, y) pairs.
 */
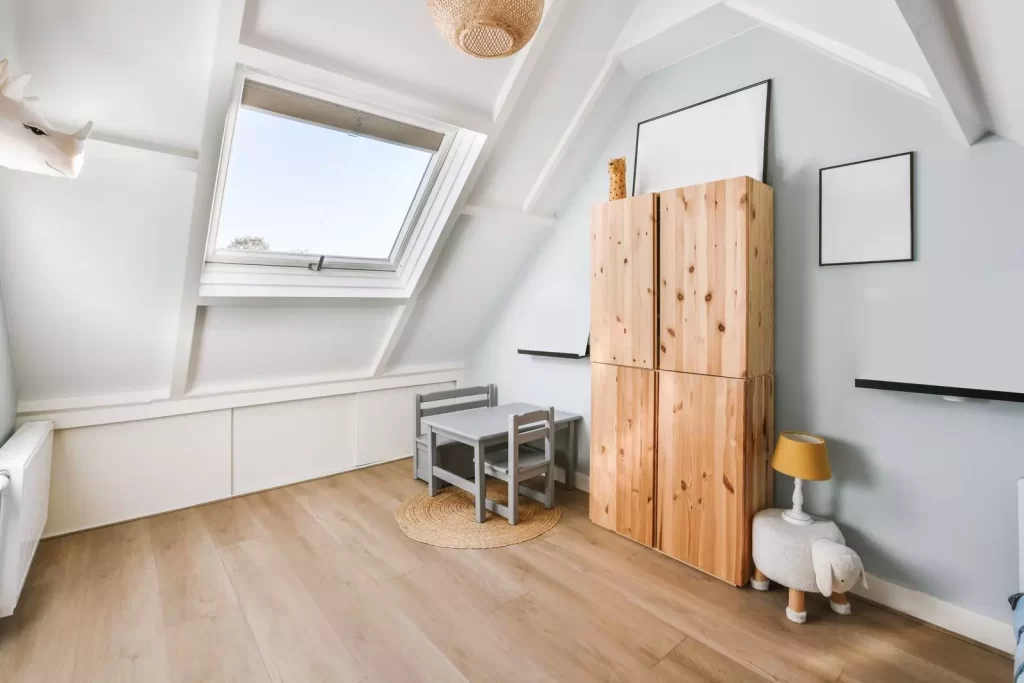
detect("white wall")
(0, 281), (16, 444)
(469, 27), (1024, 624)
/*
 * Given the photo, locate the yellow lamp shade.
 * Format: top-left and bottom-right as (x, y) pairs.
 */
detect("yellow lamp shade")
(771, 432), (831, 481)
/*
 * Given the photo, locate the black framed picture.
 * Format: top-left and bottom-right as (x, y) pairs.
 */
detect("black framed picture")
(819, 152), (914, 266)
(632, 80), (771, 196)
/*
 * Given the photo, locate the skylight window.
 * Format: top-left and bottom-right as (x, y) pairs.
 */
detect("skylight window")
(206, 79), (452, 271)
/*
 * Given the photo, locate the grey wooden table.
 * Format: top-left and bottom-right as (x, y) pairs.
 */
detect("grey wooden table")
(421, 402), (581, 521)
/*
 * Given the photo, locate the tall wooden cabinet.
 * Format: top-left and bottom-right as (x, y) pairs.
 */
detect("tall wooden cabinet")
(589, 176), (774, 587)
(590, 193), (657, 369)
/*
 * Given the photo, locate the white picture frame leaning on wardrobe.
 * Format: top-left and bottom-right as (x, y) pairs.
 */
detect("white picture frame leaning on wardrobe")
(819, 152), (914, 266)
(632, 80), (770, 195)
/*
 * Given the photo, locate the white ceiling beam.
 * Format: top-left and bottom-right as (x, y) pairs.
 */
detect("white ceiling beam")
(727, 0), (930, 100)
(524, 1), (758, 214)
(234, 43), (494, 134)
(87, 135), (199, 172)
(168, 0), (248, 398)
(523, 57), (631, 213)
(371, 0), (570, 377)
(893, 0), (987, 145)
(618, 1), (755, 79)
(461, 204), (557, 227)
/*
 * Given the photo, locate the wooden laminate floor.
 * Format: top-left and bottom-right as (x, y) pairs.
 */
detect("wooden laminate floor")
(0, 458), (1010, 682)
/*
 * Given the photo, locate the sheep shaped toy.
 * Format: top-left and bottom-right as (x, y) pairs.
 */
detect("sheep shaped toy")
(751, 508), (867, 623)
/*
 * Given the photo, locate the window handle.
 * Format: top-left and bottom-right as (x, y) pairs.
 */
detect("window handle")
(308, 255), (325, 272)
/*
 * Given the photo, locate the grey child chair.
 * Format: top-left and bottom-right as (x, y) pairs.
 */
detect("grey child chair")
(484, 407), (556, 525)
(413, 385), (497, 482)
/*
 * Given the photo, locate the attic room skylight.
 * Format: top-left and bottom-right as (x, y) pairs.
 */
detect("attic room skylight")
(206, 77), (453, 273)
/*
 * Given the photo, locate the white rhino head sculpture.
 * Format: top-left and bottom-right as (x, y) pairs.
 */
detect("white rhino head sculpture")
(0, 59), (93, 178)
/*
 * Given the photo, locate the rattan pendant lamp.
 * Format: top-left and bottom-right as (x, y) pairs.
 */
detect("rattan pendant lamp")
(426, 0), (544, 59)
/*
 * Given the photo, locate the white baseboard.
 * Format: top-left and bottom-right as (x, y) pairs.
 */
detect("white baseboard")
(555, 465), (590, 493)
(852, 573), (1014, 654)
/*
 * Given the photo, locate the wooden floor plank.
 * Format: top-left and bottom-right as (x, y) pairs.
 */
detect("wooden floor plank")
(165, 605), (270, 683)
(0, 457), (1009, 683)
(218, 536), (364, 683)
(650, 637), (774, 682)
(149, 507), (239, 626)
(198, 495), (269, 548)
(69, 520), (172, 683)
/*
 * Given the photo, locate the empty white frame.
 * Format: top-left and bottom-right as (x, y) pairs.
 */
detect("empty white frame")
(820, 152), (914, 266)
(633, 80), (770, 195)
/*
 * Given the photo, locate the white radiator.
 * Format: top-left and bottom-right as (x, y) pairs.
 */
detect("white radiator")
(0, 421), (53, 618)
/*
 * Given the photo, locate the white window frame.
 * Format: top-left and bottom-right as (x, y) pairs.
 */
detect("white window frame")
(203, 69), (458, 274)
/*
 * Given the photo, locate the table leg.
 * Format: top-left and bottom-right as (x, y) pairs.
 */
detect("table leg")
(564, 420), (578, 491)
(474, 441), (485, 523)
(427, 427), (438, 497)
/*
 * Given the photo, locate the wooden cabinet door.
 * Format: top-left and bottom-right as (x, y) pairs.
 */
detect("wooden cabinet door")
(659, 177), (773, 378)
(591, 194), (657, 369)
(656, 371), (773, 585)
(589, 363), (656, 546)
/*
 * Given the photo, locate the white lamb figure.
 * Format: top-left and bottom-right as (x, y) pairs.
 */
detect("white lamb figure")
(751, 509), (868, 623)
(0, 58), (93, 178)
(812, 538), (867, 614)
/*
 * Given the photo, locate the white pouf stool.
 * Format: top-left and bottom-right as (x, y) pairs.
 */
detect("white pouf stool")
(751, 508), (848, 623)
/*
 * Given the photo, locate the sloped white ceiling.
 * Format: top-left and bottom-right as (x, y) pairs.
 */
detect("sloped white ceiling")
(0, 158), (194, 402)
(952, 0), (1024, 146)
(10, 0), (219, 151)
(190, 303), (399, 393)
(470, 0), (635, 210)
(248, 0), (511, 117)
(0, 0), (1018, 410)
(727, 0), (930, 98)
(389, 216), (548, 369)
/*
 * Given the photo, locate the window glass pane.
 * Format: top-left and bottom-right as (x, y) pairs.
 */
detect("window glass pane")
(216, 105), (435, 259)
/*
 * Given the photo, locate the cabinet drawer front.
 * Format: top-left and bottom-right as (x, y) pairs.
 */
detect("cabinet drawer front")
(656, 371), (773, 585)
(659, 178), (773, 378)
(589, 363), (656, 545)
(591, 194), (657, 369)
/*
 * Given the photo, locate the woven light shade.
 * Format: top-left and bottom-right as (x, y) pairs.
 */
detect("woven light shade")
(427, 0), (544, 59)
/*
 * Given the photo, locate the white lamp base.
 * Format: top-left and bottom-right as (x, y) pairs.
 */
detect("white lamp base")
(782, 508), (813, 526)
(782, 477), (814, 526)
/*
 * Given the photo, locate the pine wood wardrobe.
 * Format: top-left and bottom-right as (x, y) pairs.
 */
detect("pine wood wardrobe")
(589, 176), (775, 587)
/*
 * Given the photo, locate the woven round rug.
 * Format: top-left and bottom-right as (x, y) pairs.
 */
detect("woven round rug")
(396, 480), (561, 549)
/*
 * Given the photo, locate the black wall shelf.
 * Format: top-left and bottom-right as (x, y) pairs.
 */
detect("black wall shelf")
(855, 379), (1024, 404)
(517, 349), (588, 359)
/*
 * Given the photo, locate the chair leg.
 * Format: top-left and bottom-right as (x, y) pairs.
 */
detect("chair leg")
(544, 458), (555, 509)
(474, 443), (485, 523)
(427, 429), (438, 497)
(751, 567), (769, 591)
(412, 444), (419, 480)
(508, 469), (519, 526)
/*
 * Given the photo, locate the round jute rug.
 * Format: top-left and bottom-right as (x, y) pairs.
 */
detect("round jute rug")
(396, 480), (561, 549)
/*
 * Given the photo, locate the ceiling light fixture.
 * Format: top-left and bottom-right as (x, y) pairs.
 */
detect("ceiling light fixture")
(426, 0), (544, 59)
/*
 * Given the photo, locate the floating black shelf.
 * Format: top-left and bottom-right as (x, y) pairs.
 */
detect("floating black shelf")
(855, 379), (1024, 404)
(517, 349), (588, 359)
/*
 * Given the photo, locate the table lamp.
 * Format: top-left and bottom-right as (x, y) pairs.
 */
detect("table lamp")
(771, 432), (831, 526)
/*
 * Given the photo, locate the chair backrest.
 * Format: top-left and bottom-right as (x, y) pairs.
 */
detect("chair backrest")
(508, 408), (555, 449)
(414, 384), (497, 437)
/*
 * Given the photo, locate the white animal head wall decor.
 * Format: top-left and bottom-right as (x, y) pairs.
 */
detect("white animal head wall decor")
(812, 538), (868, 596)
(0, 59), (93, 179)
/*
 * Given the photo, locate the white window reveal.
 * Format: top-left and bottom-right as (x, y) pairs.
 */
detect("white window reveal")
(206, 78), (454, 273)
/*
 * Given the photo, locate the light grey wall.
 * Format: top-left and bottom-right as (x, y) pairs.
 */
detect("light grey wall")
(469, 27), (1024, 623)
